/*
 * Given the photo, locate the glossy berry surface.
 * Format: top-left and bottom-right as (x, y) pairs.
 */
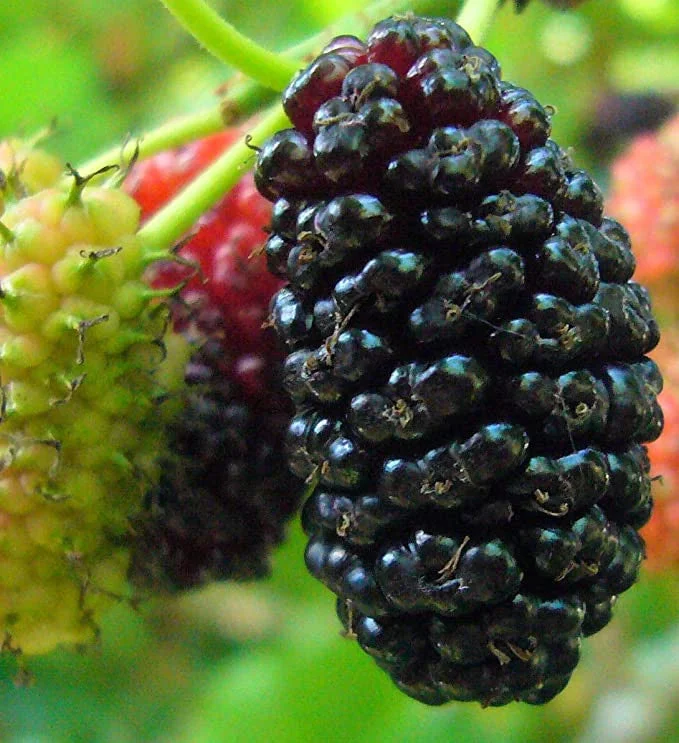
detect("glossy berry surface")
(125, 132), (301, 589)
(255, 15), (663, 707)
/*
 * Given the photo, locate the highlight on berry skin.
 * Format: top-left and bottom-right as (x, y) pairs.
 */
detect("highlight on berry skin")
(254, 14), (663, 707)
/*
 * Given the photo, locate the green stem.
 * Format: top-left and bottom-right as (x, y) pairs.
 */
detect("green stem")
(78, 81), (274, 176)
(137, 104), (289, 254)
(158, 0), (299, 90)
(79, 107), (222, 177)
(456, 0), (501, 44)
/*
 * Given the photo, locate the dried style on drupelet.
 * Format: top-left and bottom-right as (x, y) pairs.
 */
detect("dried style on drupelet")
(254, 16), (663, 706)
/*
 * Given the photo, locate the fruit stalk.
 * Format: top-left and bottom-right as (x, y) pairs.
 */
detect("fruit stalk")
(137, 104), (289, 254)
(160, 0), (500, 92)
(158, 0), (300, 89)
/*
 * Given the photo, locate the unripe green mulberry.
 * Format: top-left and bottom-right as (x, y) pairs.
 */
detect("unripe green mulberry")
(0, 170), (190, 657)
(0, 137), (63, 199)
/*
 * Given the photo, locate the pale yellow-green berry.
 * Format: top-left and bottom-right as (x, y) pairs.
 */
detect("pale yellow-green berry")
(0, 138), (64, 199)
(0, 173), (191, 657)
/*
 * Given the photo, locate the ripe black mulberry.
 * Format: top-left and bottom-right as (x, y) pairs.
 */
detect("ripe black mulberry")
(255, 16), (662, 706)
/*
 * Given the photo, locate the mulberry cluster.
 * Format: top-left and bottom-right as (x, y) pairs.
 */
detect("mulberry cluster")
(126, 133), (300, 590)
(255, 17), (663, 706)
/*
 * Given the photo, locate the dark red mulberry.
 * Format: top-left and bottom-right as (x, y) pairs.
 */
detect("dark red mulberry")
(125, 133), (301, 590)
(129, 340), (300, 590)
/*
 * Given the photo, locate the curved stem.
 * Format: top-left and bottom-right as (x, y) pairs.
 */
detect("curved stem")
(78, 80), (273, 175)
(456, 0), (501, 44)
(137, 104), (289, 254)
(80, 106), (224, 176)
(158, 0), (299, 90)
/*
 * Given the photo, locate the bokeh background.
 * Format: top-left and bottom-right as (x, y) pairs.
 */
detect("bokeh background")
(0, 0), (678, 740)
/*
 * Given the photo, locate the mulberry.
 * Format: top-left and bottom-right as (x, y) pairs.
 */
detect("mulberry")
(125, 133), (300, 590)
(606, 112), (679, 310)
(129, 337), (299, 590)
(0, 155), (190, 657)
(255, 16), (663, 706)
(641, 332), (679, 571)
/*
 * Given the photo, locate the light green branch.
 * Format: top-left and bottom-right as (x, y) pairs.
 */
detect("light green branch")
(158, 0), (299, 90)
(137, 103), (289, 254)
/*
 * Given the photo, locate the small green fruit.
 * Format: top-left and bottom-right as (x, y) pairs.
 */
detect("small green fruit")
(0, 166), (190, 656)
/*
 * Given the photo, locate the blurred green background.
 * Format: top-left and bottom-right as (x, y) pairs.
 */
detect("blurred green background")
(1, 0), (678, 740)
